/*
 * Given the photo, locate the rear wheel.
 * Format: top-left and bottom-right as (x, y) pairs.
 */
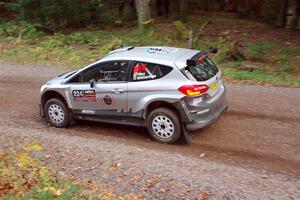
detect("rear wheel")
(147, 108), (181, 144)
(45, 98), (69, 128)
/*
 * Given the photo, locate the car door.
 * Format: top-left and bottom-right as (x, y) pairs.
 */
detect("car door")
(127, 61), (174, 116)
(65, 60), (130, 116)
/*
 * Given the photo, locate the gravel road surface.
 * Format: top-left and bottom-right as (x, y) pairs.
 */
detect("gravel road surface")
(0, 61), (299, 199)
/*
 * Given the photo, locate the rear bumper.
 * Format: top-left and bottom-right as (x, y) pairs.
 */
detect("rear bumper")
(183, 85), (228, 131)
(185, 99), (228, 131)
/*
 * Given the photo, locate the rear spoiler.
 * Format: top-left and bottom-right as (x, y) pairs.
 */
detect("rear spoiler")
(186, 47), (218, 66)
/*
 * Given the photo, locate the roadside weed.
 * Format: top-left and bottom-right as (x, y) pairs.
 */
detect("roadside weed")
(246, 42), (276, 61)
(0, 141), (117, 200)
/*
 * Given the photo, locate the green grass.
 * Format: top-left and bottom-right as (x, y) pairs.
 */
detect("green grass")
(246, 42), (276, 61)
(0, 26), (171, 67)
(222, 67), (300, 86)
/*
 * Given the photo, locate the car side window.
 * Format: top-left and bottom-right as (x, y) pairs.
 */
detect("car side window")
(131, 61), (172, 82)
(68, 74), (80, 83)
(81, 61), (129, 83)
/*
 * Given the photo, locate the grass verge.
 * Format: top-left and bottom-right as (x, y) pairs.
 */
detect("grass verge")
(222, 67), (300, 87)
(0, 18), (299, 87)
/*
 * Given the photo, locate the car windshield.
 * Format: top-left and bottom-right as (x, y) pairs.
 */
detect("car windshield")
(183, 56), (219, 82)
(64, 70), (77, 79)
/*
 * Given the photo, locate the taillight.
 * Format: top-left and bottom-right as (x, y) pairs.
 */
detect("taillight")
(178, 85), (209, 96)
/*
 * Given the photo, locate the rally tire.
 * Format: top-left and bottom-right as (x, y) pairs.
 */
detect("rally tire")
(45, 98), (70, 128)
(147, 108), (182, 144)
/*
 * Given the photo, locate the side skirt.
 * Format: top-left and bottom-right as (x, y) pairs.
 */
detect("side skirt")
(73, 114), (146, 127)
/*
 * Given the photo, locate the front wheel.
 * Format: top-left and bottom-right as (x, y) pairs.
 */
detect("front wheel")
(45, 98), (70, 128)
(147, 108), (181, 144)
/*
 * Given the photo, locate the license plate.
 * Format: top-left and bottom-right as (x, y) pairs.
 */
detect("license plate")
(210, 81), (218, 91)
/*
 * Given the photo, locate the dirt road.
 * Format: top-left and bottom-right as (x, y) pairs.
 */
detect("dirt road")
(0, 61), (299, 199)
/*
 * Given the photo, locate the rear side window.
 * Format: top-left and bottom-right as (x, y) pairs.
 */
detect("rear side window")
(183, 57), (219, 82)
(131, 61), (172, 81)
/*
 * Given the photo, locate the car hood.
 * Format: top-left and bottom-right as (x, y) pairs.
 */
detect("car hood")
(46, 70), (77, 85)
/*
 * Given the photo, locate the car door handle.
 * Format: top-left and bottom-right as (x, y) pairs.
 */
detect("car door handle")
(111, 88), (124, 93)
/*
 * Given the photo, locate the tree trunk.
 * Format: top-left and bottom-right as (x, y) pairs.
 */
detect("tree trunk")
(228, 0), (238, 12)
(251, 0), (264, 16)
(117, 0), (125, 19)
(135, 0), (151, 27)
(276, 0), (289, 27)
(156, 0), (170, 17)
(179, 0), (187, 20)
(203, 0), (209, 11)
(243, 0), (250, 12)
(218, 0), (227, 11)
(290, 0), (300, 29)
(174, 0), (187, 20)
(156, 0), (163, 16)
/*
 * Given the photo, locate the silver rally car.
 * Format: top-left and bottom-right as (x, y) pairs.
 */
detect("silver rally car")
(40, 46), (228, 144)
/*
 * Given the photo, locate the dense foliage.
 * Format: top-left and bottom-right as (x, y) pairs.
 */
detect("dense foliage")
(0, 0), (106, 30)
(0, 0), (299, 30)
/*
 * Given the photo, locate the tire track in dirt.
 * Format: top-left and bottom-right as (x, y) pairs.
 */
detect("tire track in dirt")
(225, 110), (300, 123)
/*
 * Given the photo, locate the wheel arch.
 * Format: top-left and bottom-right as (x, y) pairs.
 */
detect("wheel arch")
(41, 90), (68, 111)
(144, 100), (181, 120)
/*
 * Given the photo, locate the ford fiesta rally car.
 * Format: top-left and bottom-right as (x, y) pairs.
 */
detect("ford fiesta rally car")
(39, 46), (228, 144)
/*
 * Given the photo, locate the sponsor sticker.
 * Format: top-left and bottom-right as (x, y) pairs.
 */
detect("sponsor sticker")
(133, 64), (147, 73)
(210, 82), (218, 91)
(146, 47), (177, 54)
(72, 90), (96, 102)
(197, 108), (210, 115)
(193, 97), (203, 104)
(103, 95), (112, 105)
(81, 110), (96, 114)
(132, 63), (156, 81)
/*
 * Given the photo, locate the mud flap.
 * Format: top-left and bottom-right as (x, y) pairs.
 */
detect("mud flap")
(39, 104), (45, 118)
(69, 110), (77, 126)
(181, 121), (192, 143)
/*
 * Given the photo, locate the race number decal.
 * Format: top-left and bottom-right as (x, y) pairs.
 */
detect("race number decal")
(72, 90), (96, 102)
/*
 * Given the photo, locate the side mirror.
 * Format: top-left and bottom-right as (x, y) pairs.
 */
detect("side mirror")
(89, 79), (96, 88)
(209, 47), (218, 54)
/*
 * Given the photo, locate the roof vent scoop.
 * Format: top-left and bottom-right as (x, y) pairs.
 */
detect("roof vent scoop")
(109, 46), (134, 54)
